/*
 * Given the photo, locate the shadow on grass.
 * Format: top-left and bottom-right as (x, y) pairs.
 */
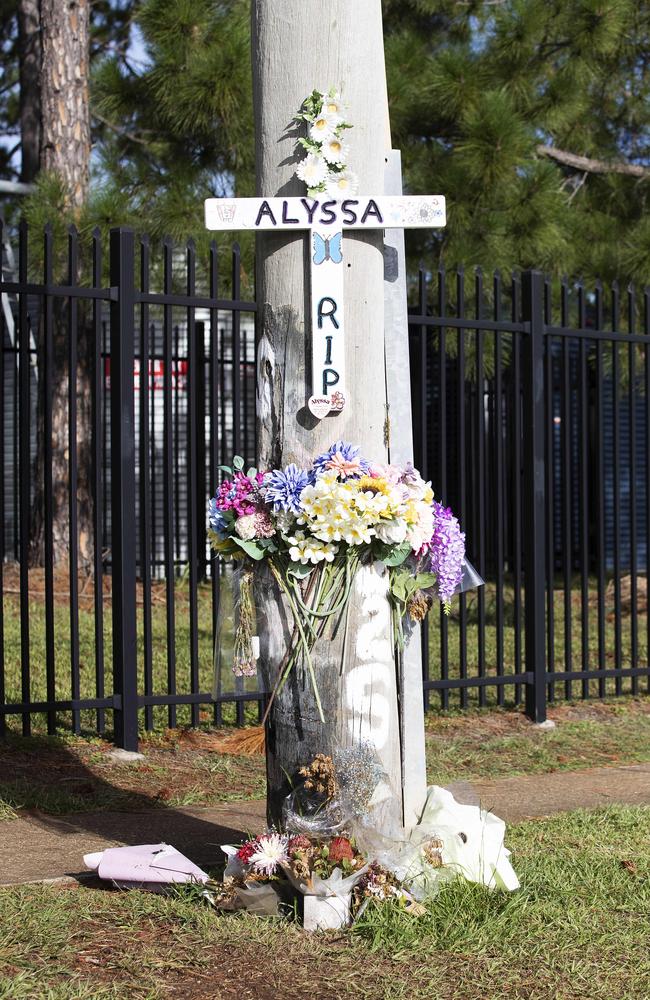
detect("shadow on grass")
(0, 732), (264, 883)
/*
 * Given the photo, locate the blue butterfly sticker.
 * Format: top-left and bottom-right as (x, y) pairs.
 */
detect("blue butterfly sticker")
(312, 231), (343, 265)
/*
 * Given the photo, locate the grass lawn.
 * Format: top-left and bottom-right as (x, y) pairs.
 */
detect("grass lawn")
(1, 805), (648, 999)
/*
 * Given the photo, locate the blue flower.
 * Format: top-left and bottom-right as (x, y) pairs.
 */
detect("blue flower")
(208, 497), (229, 538)
(312, 440), (369, 478)
(265, 464), (311, 514)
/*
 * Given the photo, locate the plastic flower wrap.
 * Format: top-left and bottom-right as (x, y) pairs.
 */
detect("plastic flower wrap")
(208, 445), (478, 719)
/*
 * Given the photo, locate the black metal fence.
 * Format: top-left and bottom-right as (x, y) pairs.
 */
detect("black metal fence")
(0, 223), (257, 745)
(1, 222), (648, 745)
(411, 267), (650, 715)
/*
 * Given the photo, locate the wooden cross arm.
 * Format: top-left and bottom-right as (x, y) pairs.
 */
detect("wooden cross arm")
(204, 195), (446, 231)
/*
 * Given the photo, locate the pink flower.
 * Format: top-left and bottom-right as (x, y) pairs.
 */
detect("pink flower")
(217, 472), (258, 516)
(325, 453), (364, 479)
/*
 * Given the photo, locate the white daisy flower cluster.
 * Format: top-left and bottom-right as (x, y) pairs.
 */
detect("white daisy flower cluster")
(289, 466), (436, 561)
(294, 88), (358, 197)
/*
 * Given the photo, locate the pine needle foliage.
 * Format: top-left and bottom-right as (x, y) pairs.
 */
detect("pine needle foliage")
(384, 0), (650, 283)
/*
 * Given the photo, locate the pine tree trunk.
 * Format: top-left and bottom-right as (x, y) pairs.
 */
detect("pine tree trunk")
(30, 0), (92, 569)
(40, 0), (91, 209)
(252, 0), (405, 831)
(17, 0), (41, 183)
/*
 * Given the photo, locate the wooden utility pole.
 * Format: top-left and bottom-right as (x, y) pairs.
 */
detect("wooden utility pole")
(251, 0), (410, 829)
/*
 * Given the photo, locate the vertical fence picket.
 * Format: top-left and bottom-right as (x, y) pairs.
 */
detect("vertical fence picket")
(456, 267), (468, 708)
(139, 236), (153, 731)
(474, 269), (486, 705)
(209, 242), (222, 726)
(18, 220), (31, 736)
(437, 266), (448, 710)
(68, 227), (81, 734)
(577, 280), (589, 699)
(560, 277), (572, 699)
(186, 240), (200, 727)
(612, 282), (622, 692)
(162, 238), (177, 729)
(628, 285), (638, 694)
(493, 270), (505, 705)
(418, 268), (430, 711)
(521, 271), (547, 723)
(511, 273), (523, 695)
(645, 288), (650, 695)
(544, 277), (555, 702)
(109, 227), (139, 750)
(91, 228), (105, 735)
(595, 281), (607, 698)
(43, 225), (56, 734)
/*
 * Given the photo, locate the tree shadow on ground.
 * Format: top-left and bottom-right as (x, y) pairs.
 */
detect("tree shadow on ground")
(0, 732), (266, 884)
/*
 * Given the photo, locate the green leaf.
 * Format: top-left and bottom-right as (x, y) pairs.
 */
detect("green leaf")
(233, 455), (244, 471)
(246, 467), (257, 479)
(379, 543), (412, 567)
(287, 562), (312, 579)
(232, 538), (266, 560)
(389, 569), (411, 603)
(217, 464), (233, 476)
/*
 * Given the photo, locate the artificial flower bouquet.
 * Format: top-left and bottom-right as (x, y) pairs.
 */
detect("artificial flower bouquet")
(294, 87), (357, 198)
(218, 745), (519, 931)
(208, 441), (467, 719)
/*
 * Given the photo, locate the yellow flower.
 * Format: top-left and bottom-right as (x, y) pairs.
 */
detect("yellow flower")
(357, 476), (391, 497)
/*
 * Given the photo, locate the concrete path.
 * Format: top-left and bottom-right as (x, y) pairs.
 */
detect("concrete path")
(1, 764), (649, 887)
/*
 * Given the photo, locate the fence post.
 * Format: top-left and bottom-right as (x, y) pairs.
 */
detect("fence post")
(109, 227), (139, 750)
(521, 270), (547, 723)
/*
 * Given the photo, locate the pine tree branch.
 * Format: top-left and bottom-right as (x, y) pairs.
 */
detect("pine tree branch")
(92, 111), (154, 148)
(537, 144), (650, 178)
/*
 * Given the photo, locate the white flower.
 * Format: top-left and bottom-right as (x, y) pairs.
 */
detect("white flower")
(296, 152), (329, 188)
(321, 92), (346, 117)
(325, 169), (359, 198)
(249, 833), (289, 877)
(406, 501), (435, 553)
(308, 109), (341, 142)
(234, 514), (257, 541)
(322, 135), (349, 166)
(288, 530), (338, 565)
(375, 518), (408, 545)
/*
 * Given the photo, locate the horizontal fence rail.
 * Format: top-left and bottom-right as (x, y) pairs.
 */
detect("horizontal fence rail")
(1, 221), (649, 743)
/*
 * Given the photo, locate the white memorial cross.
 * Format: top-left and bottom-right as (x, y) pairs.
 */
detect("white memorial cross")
(204, 194), (445, 417)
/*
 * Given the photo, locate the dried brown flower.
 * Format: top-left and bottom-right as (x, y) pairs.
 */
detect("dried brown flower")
(298, 753), (338, 799)
(407, 589), (433, 622)
(422, 836), (444, 868)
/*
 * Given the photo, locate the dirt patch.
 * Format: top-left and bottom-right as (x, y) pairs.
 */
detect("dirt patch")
(425, 697), (650, 741)
(1, 561), (198, 610)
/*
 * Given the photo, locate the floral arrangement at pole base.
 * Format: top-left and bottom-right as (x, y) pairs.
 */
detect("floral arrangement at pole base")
(217, 746), (520, 931)
(208, 442), (471, 721)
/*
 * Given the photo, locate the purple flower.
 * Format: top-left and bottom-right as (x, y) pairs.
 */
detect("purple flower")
(421, 502), (466, 606)
(216, 472), (262, 517)
(312, 441), (369, 479)
(265, 464), (310, 514)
